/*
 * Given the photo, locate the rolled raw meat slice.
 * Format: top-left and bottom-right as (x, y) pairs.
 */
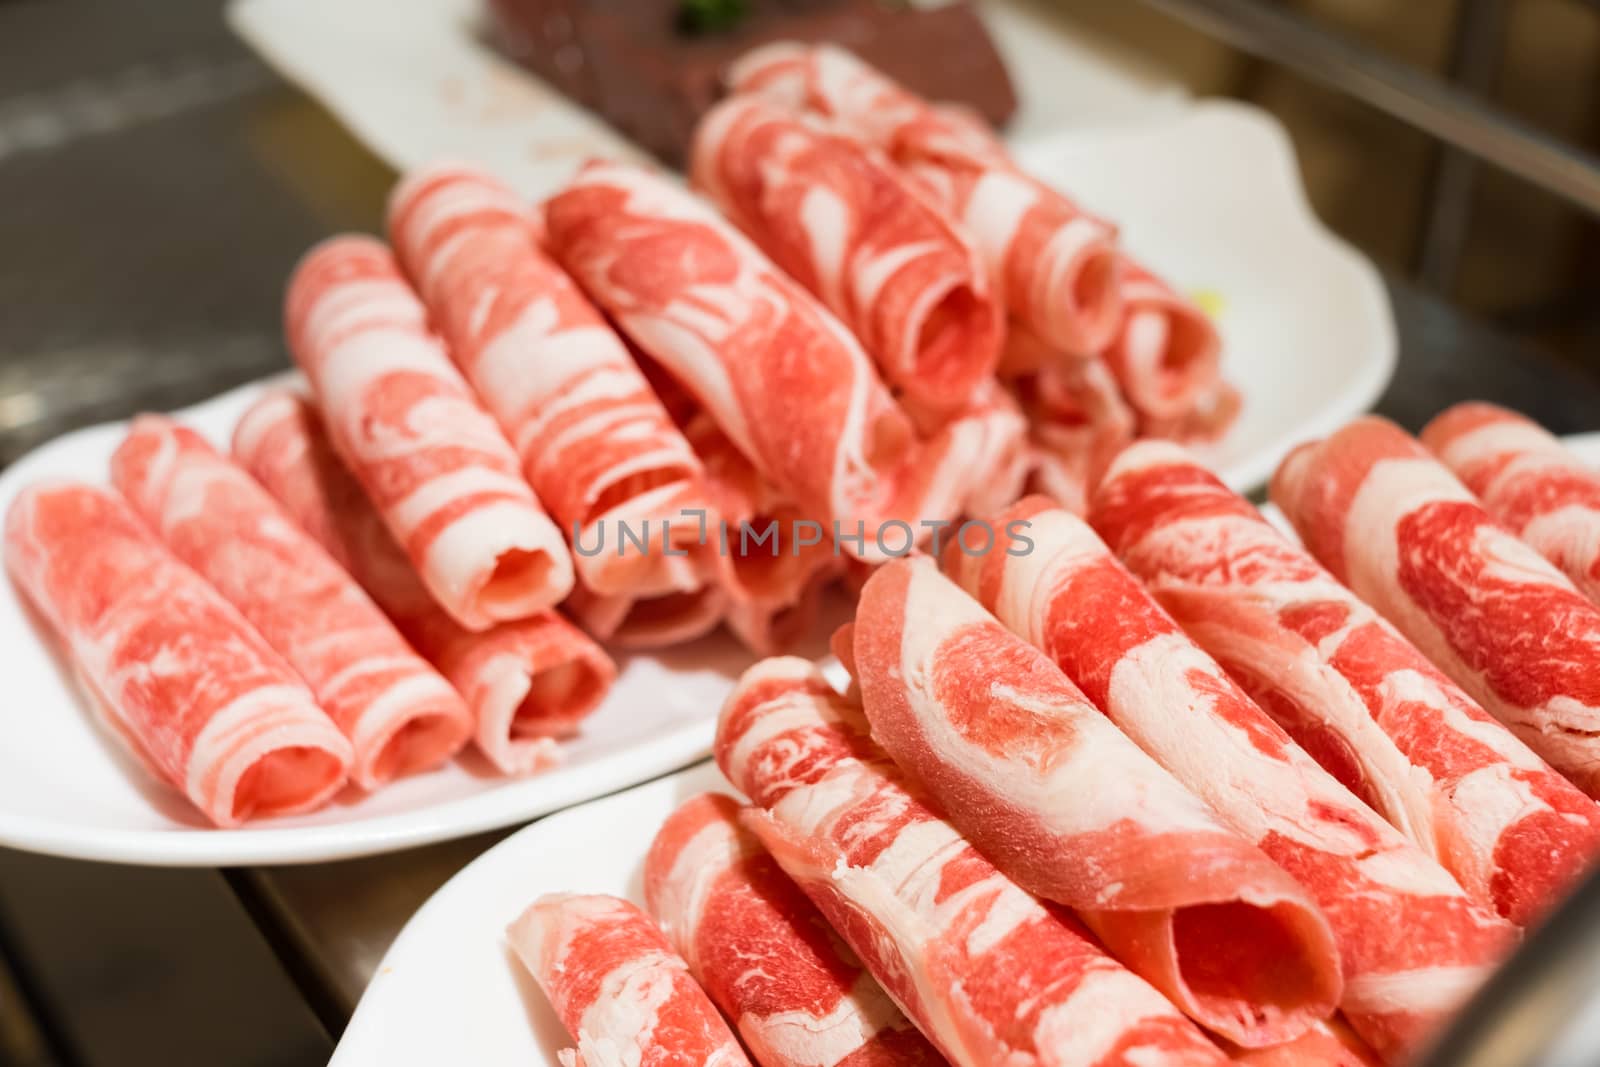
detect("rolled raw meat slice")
(1423, 402), (1600, 606)
(507, 893), (751, 1067)
(691, 93), (1001, 412)
(722, 574), (832, 657)
(284, 235), (573, 630)
(233, 391), (613, 773)
(1230, 1019), (1380, 1067)
(850, 557), (1340, 1048)
(544, 160), (942, 560)
(902, 378), (1030, 522)
(387, 165), (711, 598)
(1098, 260), (1222, 424)
(716, 657), (1232, 1067)
(1016, 354), (1134, 515)
(994, 314), (1065, 379)
(950, 498), (1517, 1061)
(1273, 416), (1600, 799)
(897, 113), (1124, 358)
(674, 424), (842, 646)
(1138, 380), (1242, 446)
(111, 415), (472, 788)
(726, 42), (930, 152)
(645, 791), (945, 1067)
(564, 582), (726, 651)
(729, 44), (1123, 356)
(684, 409), (839, 610)
(5, 481), (352, 825)
(1092, 440), (1600, 926)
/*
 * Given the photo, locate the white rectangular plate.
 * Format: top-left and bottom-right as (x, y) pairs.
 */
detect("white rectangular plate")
(0, 378), (810, 867)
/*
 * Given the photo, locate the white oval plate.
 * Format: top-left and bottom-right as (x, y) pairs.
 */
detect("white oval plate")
(328, 760), (726, 1067)
(0, 378), (776, 867)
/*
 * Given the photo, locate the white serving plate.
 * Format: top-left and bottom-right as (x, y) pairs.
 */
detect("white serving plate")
(229, 0), (1395, 495)
(0, 378), (790, 867)
(225, 0), (1190, 196)
(328, 760), (728, 1067)
(1012, 101), (1396, 492)
(331, 437), (1600, 1067)
(2, 4), (1395, 866)
(1563, 432), (1600, 462)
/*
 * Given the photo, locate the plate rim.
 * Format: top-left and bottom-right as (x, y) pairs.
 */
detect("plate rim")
(1013, 98), (1399, 493)
(327, 758), (726, 1067)
(0, 376), (733, 867)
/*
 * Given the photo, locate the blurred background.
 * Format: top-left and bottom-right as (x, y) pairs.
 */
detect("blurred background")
(1061, 0), (1600, 359)
(0, 0), (1596, 1064)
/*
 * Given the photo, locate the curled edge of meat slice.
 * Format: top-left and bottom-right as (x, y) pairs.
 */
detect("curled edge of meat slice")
(644, 791), (946, 1067)
(506, 892), (752, 1067)
(231, 389), (615, 776)
(848, 554), (1344, 1049)
(4, 480), (353, 825)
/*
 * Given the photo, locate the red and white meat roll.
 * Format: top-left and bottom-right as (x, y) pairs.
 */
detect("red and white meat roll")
(233, 391), (613, 772)
(848, 557), (1341, 1049)
(1015, 352), (1135, 515)
(1273, 416), (1600, 799)
(950, 498), (1517, 1061)
(1138, 380), (1242, 446)
(645, 792), (944, 1067)
(111, 416), (472, 788)
(726, 42), (931, 154)
(1423, 402), (1600, 606)
(1098, 259), (1223, 425)
(562, 582), (727, 652)
(721, 577), (833, 658)
(717, 657), (1232, 1067)
(691, 93), (1001, 414)
(4, 481), (351, 825)
(284, 235), (573, 630)
(507, 893), (751, 1067)
(898, 378), (1030, 522)
(1229, 1019), (1381, 1067)
(692, 421), (821, 605)
(386, 165), (713, 598)
(728, 44), (1124, 356)
(1092, 440), (1600, 926)
(543, 160), (908, 555)
(544, 161), (976, 561)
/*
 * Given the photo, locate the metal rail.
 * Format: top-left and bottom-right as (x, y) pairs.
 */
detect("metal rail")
(1416, 861), (1600, 1067)
(1133, 0), (1600, 219)
(1414, 0), (1504, 288)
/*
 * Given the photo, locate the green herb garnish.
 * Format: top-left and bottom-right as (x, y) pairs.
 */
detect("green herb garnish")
(678, 0), (749, 34)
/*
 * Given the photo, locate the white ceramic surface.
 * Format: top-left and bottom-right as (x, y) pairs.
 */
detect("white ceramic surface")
(327, 761), (728, 1067)
(229, 0), (1396, 493)
(0, 379), (773, 866)
(225, 0), (1190, 197)
(1012, 102), (1396, 493)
